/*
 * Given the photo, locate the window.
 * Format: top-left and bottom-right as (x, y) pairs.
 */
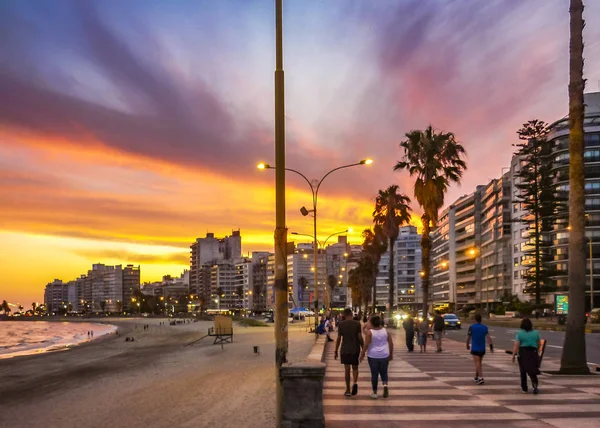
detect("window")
(514, 271), (519, 279)
(514, 257), (519, 267)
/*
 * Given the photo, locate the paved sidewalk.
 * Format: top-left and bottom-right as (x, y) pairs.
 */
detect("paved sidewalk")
(323, 329), (600, 428)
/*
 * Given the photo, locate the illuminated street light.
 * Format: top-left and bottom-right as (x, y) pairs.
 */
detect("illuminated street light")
(258, 158), (373, 333)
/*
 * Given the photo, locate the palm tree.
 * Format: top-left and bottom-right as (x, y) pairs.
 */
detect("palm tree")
(1, 300), (10, 315)
(395, 125), (467, 315)
(560, 0), (589, 374)
(373, 185), (411, 314)
(31, 302), (37, 313)
(362, 225), (388, 313)
(18, 304), (24, 314)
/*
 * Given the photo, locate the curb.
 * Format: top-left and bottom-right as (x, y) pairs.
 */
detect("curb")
(307, 335), (327, 363)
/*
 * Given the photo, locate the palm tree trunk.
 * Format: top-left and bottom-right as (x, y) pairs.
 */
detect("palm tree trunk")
(560, 0), (589, 374)
(388, 237), (395, 314)
(372, 277), (377, 314)
(421, 215), (432, 315)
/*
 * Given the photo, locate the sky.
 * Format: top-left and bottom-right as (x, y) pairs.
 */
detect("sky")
(1, 0), (600, 306)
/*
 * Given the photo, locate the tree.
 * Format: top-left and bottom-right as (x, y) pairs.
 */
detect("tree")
(1, 300), (10, 315)
(395, 125), (467, 315)
(561, 0), (589, 374)
(116, 301), (123, 314)
(100, 300), (107, 314)
(373, 185), (411, 314)
(327, 274), (338, 305)
(18, 304), (24, 313)
(514, 120), (563, 304)
(362, 225), (388, 313)
(31, 302), (37, 313)
(347, 256), (375, 319)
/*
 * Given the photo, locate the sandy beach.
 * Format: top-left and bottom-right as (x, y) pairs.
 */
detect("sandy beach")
(0, 318), (315, 428)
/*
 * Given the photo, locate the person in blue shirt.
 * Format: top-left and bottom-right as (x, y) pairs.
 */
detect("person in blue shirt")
(466, 313), (494, 385)
(511, 317), (541, 394)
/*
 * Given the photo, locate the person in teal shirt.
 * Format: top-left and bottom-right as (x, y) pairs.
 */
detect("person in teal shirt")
(511, 317), (541, 394)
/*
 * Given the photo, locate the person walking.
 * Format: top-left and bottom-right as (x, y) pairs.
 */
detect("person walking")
(511, 317), (541, 394)
(466, 313), (494, 385)
(334, 308), (364, 397)
(360, 315), (393, 399)
(402, 315), (415, 352)
(432, 311), (445, 353)
(417, 317), (429, 353)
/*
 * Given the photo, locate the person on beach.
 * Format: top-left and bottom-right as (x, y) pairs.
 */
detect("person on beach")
(402, 315), (415, 352)
(511, 317), (541, 394)
(334, 308), (364, 397)
(466, 313), (494, 385)
(417, 317), (429, 353)
(433, 311), (445, 353)
(360, 315), (393, 399)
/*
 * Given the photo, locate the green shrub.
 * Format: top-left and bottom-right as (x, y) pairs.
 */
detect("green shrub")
(495, 306), (506, 316)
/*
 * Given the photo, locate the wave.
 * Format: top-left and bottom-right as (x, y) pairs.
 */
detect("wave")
(0, 321), (116, 359)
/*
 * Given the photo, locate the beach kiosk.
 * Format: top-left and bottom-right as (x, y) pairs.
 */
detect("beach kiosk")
(208, 315), (233, 349)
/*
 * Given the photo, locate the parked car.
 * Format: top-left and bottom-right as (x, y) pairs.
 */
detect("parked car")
(443, 313), (462, 329)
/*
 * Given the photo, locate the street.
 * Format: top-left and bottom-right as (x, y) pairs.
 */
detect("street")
(444, 325), (600, 367)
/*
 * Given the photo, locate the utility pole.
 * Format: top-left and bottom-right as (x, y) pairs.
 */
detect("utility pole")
(274, 0), (289, 425)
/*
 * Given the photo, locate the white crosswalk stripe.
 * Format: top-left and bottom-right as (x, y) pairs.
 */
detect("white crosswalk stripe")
(323, 331), (600, 427)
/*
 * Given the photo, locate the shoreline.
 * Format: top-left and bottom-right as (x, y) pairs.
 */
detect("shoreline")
(0, 320), (120, 360)
(0, 318), (315, 427)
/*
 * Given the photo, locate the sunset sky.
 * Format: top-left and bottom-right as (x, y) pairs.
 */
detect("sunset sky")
(1, 0), (600, 305)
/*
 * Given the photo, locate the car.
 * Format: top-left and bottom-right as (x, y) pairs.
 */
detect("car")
(443, 313), (461, 329)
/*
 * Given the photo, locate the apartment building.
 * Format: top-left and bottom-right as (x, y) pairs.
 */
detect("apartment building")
(373, 226), (422, 310)
(190, 231), (242, 298)
(453, 192), (479, 306)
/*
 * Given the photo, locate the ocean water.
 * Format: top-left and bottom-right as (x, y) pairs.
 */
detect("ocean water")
(0, 321), (117, 359)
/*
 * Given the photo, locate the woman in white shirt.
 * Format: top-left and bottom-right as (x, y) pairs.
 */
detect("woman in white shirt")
(360, 315), (394, 399)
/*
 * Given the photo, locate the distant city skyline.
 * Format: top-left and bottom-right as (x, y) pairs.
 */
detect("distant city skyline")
(2, 0), (600, 304)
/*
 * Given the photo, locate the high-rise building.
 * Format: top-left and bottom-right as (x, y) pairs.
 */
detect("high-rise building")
(326, 236), (351, 309)
(190, 231), (242, 302)
(89, 264), (123, 313)
(429, 92), (600, 311)
(287, 243), (326, 310)
(44, 279), (69, 313)
(251, 252), (271, 312)
(546, 92), (600, 307)
(396, 226), (422, 308)
(373, 226), (422, 310)
(431, 207), (455, 307)
(122, 264), (141, 312)
(479, 175), (512, 306)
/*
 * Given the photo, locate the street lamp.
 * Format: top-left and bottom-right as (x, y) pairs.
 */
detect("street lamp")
(258, 160), (372, 333)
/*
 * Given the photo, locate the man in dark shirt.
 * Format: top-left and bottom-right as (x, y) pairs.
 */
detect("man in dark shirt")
(334, 308), (364, 396)
(433, 311), (445, 353)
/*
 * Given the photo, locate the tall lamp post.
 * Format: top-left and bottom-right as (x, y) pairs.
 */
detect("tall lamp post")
(272, 1), (288, 425)
(258, 160), (372, 334)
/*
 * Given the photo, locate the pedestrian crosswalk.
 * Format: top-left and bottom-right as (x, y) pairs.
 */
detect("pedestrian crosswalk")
(323, 330), (600, 427)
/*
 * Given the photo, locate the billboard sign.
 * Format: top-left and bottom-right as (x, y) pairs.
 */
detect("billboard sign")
(555, 294), (569, 315)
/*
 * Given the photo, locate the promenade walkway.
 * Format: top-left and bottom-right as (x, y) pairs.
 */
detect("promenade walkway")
(323, 330), (600, 428)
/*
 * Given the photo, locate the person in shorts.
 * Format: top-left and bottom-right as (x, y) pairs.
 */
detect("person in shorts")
(433, 311), (445, 352)
(335, 308), (364, 396)
(466, 313), (494, 384)
(417, 317), (429, 353)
